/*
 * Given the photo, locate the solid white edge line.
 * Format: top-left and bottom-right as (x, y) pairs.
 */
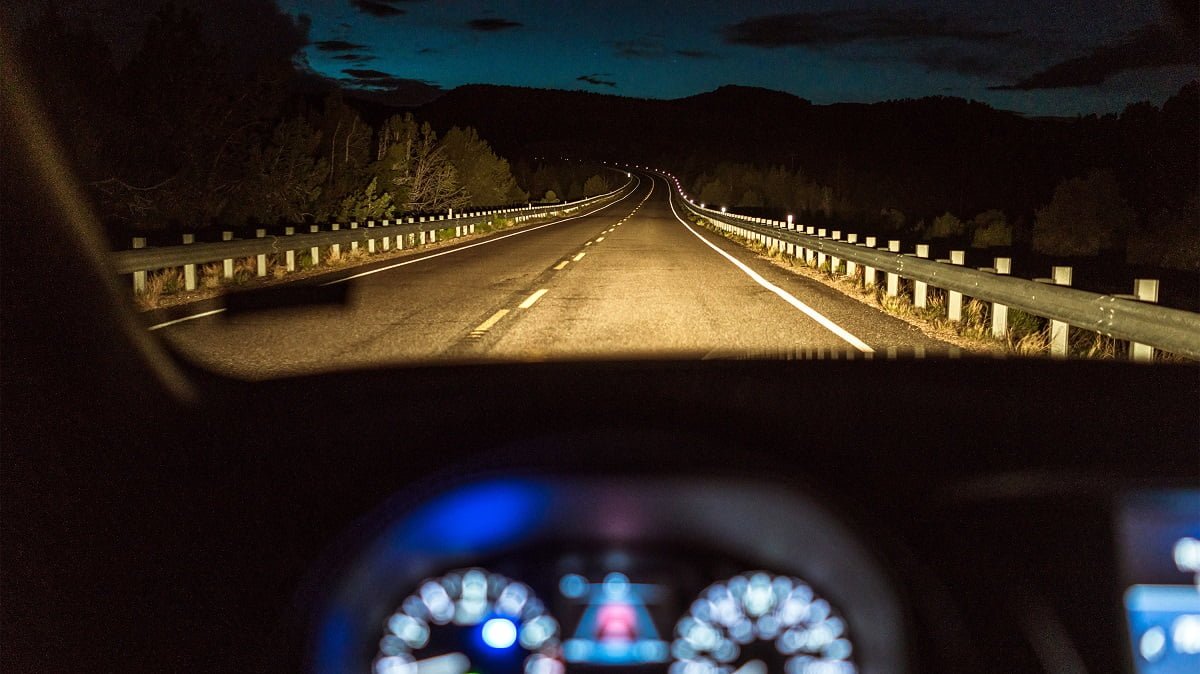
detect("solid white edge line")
(518, 288), (549, 309)
(321, 175), (642, 285)
(148, 308), (226, 331)
(664, 178), (875, 354)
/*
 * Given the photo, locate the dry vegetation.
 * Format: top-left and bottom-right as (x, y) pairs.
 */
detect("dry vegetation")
(695, 214), (1188, 361)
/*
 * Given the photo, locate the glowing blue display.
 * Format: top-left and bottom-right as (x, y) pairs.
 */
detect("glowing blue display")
(395, 481), (550, 553)
(562, 572), (670, 665)
(1120, 490), (1200, 674)
(314, 481), (550, 672)
(482, 618), (518, 649)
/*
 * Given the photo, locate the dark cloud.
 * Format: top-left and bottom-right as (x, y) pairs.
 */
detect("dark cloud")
(990, 24), (1198, 90)
(416, 47), (437, 55)
(614, 37), (667, 59)
(467, 18), (523, 32)
(676, 49), (719, 59)
(908, 46), (1011, 77)
(342, 68), (393, 79)
(24, 0), (310, 70)
(314, 39), (368, 52)
(350, 0), (406, 18)
(331, 53), (376, 61)
(723, 9), (1017, 48)
(577, 73), (616, 88)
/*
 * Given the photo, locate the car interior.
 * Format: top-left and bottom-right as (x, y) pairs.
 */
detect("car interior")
(3, 11), (1199, 674)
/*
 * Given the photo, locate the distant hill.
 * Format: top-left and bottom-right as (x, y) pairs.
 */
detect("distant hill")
(408, 81), (1196, 229)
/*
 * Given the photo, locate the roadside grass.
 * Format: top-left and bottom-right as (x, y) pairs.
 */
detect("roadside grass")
(690, 213), (1190, 361)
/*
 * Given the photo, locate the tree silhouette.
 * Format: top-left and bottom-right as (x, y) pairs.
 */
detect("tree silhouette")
(1033, 170), (1136, 256)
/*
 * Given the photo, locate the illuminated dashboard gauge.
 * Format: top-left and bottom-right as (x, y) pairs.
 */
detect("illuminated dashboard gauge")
(374, 568), (562, 674)
(671, 572), (855, 674)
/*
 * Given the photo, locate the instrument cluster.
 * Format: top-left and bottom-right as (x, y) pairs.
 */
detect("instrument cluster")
(307, 476), (907, 674)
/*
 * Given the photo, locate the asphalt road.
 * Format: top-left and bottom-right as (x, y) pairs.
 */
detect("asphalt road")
(159, 174), (952, 378)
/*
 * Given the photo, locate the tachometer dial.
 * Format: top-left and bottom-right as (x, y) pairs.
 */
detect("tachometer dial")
(671, 572), (855, 674)
(374, 568), (562, 674)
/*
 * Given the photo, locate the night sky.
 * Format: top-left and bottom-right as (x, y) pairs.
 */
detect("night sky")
(20, 0), (1200, 116)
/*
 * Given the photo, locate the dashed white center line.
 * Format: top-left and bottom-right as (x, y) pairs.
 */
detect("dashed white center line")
(573, 252), (586, 262)
(518, 288), (549, 309)
(585, 241), (593, 246)
(469, 309), (509, 337)
(553, 261), (569, 270)
(596, 236), (605, 242)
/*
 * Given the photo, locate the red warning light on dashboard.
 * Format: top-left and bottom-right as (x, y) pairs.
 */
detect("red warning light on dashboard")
(596, 602), (637, 642)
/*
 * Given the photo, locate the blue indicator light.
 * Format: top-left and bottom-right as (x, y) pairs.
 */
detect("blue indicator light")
(481, 618), (518, 649)
(394, 480), (550, 554)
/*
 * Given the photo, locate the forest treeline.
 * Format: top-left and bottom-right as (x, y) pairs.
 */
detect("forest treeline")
(421, 84), (1199, 271)
(15, 5), (612, 240)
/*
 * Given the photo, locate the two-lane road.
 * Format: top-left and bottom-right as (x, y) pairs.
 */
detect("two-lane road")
(160, 174), (950, 378)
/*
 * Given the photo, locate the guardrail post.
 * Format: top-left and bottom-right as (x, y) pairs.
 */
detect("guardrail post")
(309, 225), (320, 265)
(255, 229), (267, 277)
(419, 229), (427, 245)
(221, 231), (235, 279)
(830, 231), (842, 275)
(986, 257), (1012, 338)
(132, 237), (147, 293)
(913, 245), (930, 308)
(947, 251), (965, 320)
(367, 221), (375, 253)
(1129, 279), (1160, 362)
(845, 234), (858, 276)
(430, 228), (437, 243)
(1042, 266), (1073, 358)
(182, 234), (196, 290)
(885, 240), (901, 297)
(331, 224), (341, 258)
(817, 229), (828, 269)
(805, 227), (816, 266)
(381, 220), (390, 251)
(284, 227), (296, 271)
(863, 236), (877, 287)
(349, 222), (359, 252)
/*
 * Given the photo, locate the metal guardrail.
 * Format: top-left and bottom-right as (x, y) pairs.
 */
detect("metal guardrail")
(657, 170), (1200, 360)
(111, 180), (633, 276)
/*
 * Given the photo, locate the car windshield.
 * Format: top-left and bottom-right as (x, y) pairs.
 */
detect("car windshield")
(5, 0), (1198, 378)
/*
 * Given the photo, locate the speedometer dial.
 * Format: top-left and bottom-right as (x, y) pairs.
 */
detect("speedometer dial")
(374, 568), (563, 674)
(671, 572), (855, 674)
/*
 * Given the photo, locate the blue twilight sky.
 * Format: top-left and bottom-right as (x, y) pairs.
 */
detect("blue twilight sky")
(16, 0), (1196, 116)
(276, 0), (1197, 115)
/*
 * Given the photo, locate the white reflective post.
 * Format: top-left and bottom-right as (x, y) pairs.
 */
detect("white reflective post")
(1129, 279), (1160, 362)
(990, 257), (1011, 338)
(132, 237), (146, 293)
(284, 227), (296, 271)
(947, 250), (965, 320)
(1049, 266), (1072, 358)
(914, 244), (930, 308)
(863, 236), (877, 287)
(182, 234), (196, 290)
(255, 229), (267, 277)
(885, 240), (900, 297)
(222, 231), (234, 279)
